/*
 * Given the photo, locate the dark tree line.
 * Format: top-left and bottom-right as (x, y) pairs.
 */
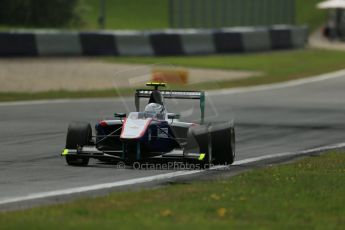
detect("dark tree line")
(0, 0), (86, 27)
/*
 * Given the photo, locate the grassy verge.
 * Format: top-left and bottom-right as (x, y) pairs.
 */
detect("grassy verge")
(0, 89), (124, 103)
(1, 152), (344, 229)
(2, 49), (345, 102)
(296, 0), (326, 32)
(83, 0), (168, 30)
(84, 0), (323, 30)
(107, 48), (345, 89)
(0, 0), (324, 31)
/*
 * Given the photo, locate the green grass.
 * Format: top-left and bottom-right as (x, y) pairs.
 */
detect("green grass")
(2, 49), (345, 102)
(0, 0), (325, 31)
(0, 89), (131, 103)
(1, 152), (344, 229)
(106, 49), (345, 89)
(0, 0), (169, 30)
(296, 0), (325, 32)
(83, 0), (325, 31)
(83, 0), (168, 30)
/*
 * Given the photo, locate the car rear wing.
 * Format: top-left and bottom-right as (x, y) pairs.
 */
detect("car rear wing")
(135, 89), (206, 124)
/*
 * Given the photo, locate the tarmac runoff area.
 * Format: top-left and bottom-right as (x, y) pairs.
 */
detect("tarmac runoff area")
(1, 69), (345, 210)
(0, 58), (259, 92)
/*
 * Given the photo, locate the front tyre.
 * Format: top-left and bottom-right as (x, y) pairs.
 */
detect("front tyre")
(65, 122), (92, 166)
(186, 122), (236, 166)
(212, 124), (236, 165)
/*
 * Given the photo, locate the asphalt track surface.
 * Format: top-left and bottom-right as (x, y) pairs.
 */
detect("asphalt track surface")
(1, 72), (345, 206)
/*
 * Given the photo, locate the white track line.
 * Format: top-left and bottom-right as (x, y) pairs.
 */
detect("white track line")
(208, 69), (345, 96)
(233, 142), (345, 165)
(1, 69), (345, 107)
(0, 170), (202, 205)
(1, 142), (344, 206)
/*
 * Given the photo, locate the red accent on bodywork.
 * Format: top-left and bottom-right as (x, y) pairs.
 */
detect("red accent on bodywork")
(99, 120), (108, 127)
(119, 118), (127, 137)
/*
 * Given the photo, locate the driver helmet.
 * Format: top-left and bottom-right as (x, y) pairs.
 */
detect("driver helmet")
(144, 103), (164, 114)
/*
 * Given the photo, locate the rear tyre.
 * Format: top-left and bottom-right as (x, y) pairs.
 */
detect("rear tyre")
(65, 122), (92, 166)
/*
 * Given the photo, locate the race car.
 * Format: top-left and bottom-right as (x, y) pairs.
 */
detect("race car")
(61, 82), (235, 167)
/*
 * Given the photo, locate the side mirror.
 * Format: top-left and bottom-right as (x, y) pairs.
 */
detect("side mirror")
(168, 113), (180, 120)
(114, 113), (126, 118)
